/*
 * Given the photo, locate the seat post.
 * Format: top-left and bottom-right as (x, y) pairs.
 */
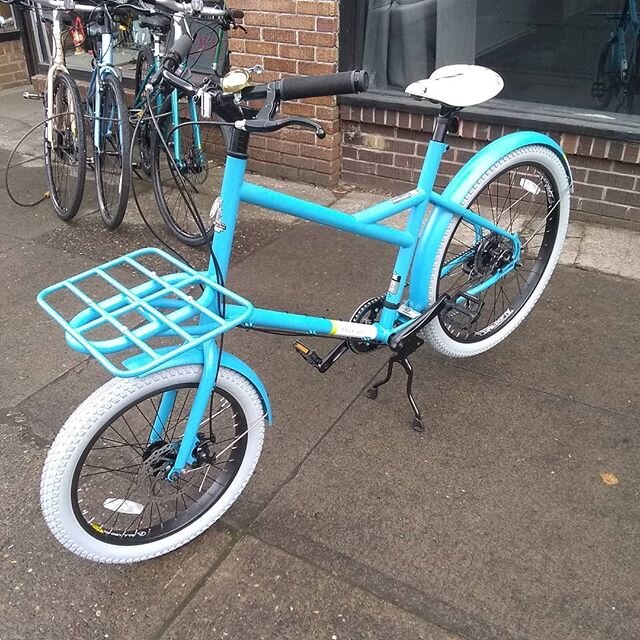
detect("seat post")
(432, 105), (461, 144)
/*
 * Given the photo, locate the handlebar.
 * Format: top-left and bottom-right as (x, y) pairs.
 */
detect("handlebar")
(279, 70), (369, 101)
(28, 0), (100, 13)
(162, 32), (192, 72)
(156, 36), (369, 137)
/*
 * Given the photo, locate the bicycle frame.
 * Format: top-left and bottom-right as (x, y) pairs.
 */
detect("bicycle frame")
(206, 140), (520, 345)
(132, 127), (567, 476)
(132, 13), (217, 167)
(608, 0), (640, 76)
(44, 10), (73, 145)
(85, 17), (123, 153)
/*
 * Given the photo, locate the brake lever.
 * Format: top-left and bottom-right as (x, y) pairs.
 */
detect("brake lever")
(239, 117), (326, 139)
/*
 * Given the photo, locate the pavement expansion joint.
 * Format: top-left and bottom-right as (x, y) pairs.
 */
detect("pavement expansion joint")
(248, 532), (497, 640)
(151, 526), (245, 640)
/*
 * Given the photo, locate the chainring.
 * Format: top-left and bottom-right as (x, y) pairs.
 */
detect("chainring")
(348, 296), (384, 353)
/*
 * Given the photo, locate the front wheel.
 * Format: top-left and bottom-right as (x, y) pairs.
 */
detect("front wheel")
(94, 73), (131, 230)
(593, 38), (618, 110)
(40, 365), (266, 563)
(150, 93), (230, 246)
(422, 145), (570, 358)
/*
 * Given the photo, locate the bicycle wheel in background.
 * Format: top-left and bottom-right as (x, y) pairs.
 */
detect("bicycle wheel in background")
(593, 38), (618, 110)
(625, 38), (640, 114)
(44, 71), (86, 221)
(422, 145), (570, 358)
(134, 45), (155, 176)
(150, 93), (230, 246)
(94, 73), (132, 230)
(40, 365), (266, 563)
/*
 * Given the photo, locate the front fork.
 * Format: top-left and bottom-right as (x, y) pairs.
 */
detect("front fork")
(169, 89), (203, 168)
(149, 340), (220, 479)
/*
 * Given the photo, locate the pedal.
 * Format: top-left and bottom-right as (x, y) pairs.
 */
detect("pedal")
(23, 91), (43, 101)
(443, 292), (483, 331)
(293, 341), (322, 368)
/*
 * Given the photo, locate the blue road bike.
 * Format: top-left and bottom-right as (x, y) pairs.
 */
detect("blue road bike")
(83, 1), (135, 228)
(37, 51), (572, 563)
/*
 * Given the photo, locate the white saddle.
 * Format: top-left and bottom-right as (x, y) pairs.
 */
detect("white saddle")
(405, 65), (504, 107)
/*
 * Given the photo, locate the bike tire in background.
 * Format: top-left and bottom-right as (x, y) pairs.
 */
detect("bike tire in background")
(149, 93), (231, 246)
(44, 71), (87, 221)
(94, 73), (131, 230)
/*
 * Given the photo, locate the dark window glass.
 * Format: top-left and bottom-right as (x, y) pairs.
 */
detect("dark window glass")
(359, 0), (640, 116)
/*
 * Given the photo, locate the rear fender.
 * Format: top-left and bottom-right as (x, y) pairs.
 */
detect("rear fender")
(408, 131), (572, 311)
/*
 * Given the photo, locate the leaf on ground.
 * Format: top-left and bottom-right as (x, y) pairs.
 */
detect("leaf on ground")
(600, 472), (619, 486)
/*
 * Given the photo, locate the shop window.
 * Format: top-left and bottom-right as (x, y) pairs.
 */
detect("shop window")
(348, 0), (640, 118)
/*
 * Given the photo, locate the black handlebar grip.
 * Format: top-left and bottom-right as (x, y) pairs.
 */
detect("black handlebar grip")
(231, 9), (244, 18)
(279, 70), (369, 101)
(162, 34), (194, 72)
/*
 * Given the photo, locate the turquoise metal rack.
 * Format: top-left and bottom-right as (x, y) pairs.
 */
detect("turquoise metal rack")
(36, 247), (253, 377)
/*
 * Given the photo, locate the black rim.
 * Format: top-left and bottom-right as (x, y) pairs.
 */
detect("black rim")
(152, 100), (227, 243)
(71, 382), (248, 546)
(95, 78), (125, 223)
(595, 40), (616, 108)
(45, 75), (83, 215)
(436, 161), (561, 343)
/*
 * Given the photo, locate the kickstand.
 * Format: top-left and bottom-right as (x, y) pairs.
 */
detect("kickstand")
(366, 345), (424, 432)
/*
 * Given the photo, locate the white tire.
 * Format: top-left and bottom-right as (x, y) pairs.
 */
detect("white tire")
(40, 365), (265, 564)
(422, 145), (570, 357)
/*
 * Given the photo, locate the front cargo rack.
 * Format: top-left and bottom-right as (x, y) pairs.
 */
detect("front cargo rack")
(37, 247), (253, 377)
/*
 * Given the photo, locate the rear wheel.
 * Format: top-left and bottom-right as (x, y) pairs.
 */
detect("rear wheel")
(150, 93), (230, 246)
(44, 71), (86, 221)
(422, 145), (570, 358)
(593, 38), (618, 110)
(94, 73), (131, 230)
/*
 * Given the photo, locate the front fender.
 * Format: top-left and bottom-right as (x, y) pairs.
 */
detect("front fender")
(408, 131), (572, 311)
(123, 347), (273, 424)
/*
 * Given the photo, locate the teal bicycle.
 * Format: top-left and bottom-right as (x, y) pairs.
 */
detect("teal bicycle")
(37, 49), (572, 563)
(592, 0), (640, 112)
(130, 0), (241, 244)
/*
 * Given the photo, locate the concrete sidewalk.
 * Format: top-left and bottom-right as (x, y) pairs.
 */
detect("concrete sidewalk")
(1, 85), (639, 640)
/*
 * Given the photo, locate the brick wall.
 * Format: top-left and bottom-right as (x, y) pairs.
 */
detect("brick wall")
(340, 105), (640, 229)
(228, 0), (340, 186)
(0, 38), (29, 90)
(228, 2), (640, 228)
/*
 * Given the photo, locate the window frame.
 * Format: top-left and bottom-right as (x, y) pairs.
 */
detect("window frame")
(339, 0), (640, 142)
